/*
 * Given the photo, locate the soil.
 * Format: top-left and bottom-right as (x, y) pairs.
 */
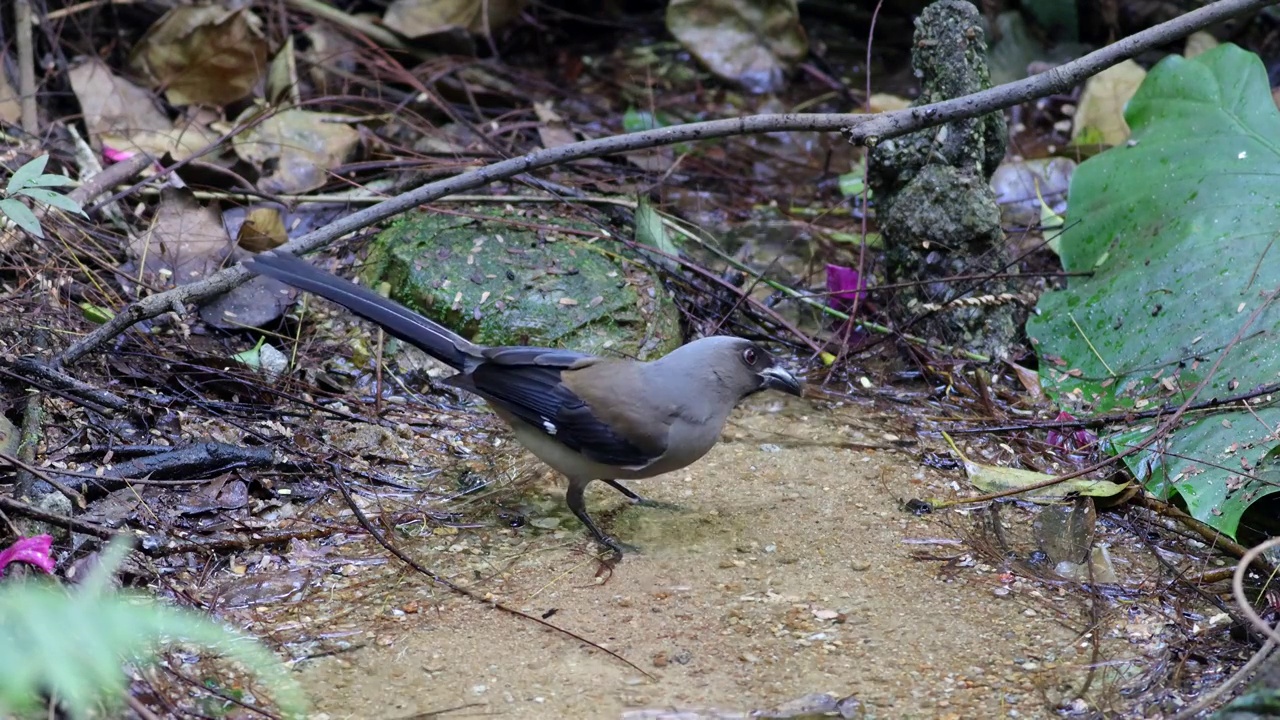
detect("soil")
(293, 393), (1121, 720)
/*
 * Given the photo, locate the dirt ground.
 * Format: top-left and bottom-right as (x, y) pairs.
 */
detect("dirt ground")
(297, 395), (1109, 719)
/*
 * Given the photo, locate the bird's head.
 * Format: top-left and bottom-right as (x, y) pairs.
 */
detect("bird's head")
(669, 336), (803, 399)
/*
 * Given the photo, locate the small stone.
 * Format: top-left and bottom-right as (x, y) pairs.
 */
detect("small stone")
(652, 652), (669, 667)
(471, 685), (487, 695)
(813, 609), (839, 621)
(851, 561), (872, 571)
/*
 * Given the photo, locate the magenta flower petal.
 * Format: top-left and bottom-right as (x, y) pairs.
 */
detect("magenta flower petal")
(0, 534), (56, 576)
(826, 264), (868, 311)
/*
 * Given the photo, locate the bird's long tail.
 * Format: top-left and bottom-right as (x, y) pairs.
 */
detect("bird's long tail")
(243, 250), (478, 371)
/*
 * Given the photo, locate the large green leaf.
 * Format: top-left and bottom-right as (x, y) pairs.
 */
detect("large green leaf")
(1028, 44), (1280, 537)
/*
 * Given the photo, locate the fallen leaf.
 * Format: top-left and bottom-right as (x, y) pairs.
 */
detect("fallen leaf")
(233, 109), (361, 193)
(129, 6), (269, 107)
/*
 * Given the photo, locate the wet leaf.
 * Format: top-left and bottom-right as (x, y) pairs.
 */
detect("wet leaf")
(665, 0), (807, 94)
(635, 196), (680, 266)
(1029, 45), (1280, 536)
(0, 535), (55, 576)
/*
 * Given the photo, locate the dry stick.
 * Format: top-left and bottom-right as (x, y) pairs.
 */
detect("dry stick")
(52, 0), (1272, 368)
(1131, 493), (1254, 562)
(326, 463), (655, 680)
(948, 286), (1280, 506)
(14, 0), (37, 135)
(951, 381), (1280, 434)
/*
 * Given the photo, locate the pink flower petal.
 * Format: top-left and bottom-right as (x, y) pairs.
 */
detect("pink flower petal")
(0, 534), (56, 576)
(825, 264), (868, 311)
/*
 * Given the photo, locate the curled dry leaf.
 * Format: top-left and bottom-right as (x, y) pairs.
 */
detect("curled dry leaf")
(235, 207), (288, 253)
(233, 109), (361, 194)
(383, 0), (527, 38)
(128, 6), (269, 107)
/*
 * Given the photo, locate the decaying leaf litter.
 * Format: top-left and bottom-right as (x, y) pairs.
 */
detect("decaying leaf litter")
(2, 0), (1280, 717)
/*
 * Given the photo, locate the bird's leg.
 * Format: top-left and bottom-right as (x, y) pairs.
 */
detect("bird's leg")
(566, 479), (632, 557)
(602, 479), (683, 510)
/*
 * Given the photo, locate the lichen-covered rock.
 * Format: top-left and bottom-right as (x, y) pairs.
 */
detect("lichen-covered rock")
(867, 0), (1018, 360)
(361, 210), (682, 359)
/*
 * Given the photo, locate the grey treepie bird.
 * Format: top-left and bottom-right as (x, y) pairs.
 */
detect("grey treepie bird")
(242, 250), (803, 557)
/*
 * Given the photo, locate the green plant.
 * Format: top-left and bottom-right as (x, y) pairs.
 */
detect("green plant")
(0, 538), (307, 718)
(0, 154), (86, 239)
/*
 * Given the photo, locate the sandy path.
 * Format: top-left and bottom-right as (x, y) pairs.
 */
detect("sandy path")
(301, 396), (1092, 719)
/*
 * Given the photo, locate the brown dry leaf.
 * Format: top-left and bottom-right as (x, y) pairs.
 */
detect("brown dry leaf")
(532, 101), (604, 165)
(0, 70), (19, 124)
(383, 0), (526, 38)
(69, 59), (217, 159)
(1003, 359), (1044, 403)
(129, 6), (269, 107)
(1184, 30), (1219, 59)
(301, 23), (361, 96)
(533, 100), (576, 149)
(232, 108), (360, 194)
(866, 93), (911, 113)
(132, 187), (232, 285)
(236, 206), (287, 253)
(1071, 59), (1146, 146)
(666, 0), (808, 94)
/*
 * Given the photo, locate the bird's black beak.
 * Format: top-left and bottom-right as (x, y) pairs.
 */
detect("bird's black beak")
(759, 366), (803, 397)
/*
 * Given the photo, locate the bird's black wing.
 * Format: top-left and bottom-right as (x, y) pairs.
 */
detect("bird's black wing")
(445, 358), (661, 469)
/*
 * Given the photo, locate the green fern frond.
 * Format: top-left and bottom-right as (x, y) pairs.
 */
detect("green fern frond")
(0, 539), (306, 718)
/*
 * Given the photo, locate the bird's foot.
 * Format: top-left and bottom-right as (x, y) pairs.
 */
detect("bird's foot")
(630, 497), (683, 511)
(596, 534), (641, 559)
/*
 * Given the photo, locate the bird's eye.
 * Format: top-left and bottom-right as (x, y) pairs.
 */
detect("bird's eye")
(742, 348), (758, 366)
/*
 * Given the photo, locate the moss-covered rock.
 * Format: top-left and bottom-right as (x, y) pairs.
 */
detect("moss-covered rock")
(361, 210), (681, 359)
